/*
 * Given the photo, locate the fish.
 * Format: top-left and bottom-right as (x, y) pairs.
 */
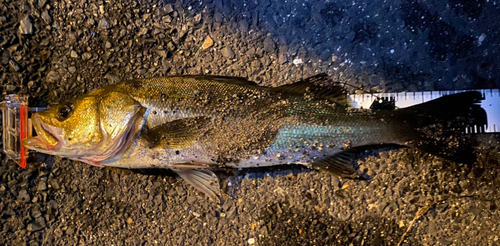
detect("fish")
(22, 74), (485, 201)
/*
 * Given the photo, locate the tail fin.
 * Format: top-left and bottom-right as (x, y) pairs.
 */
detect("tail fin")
(401, 91), (486, 164)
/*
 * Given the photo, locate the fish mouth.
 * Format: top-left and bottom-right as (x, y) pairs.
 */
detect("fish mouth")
(22, 114), (61, 151)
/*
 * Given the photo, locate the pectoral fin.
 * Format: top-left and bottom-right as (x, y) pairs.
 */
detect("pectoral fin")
(171, 164), (222, 202)
(143, 117), (211, 149)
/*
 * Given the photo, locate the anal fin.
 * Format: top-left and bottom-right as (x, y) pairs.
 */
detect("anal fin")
(171, 164), (222, 202)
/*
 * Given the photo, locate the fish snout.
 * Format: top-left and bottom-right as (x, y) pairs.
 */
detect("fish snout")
(22, 114), (61, 151)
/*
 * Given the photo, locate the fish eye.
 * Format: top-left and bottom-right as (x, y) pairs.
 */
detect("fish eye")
(58, 104), (73, 120)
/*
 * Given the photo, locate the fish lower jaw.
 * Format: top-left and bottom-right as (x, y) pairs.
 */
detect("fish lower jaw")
(27, 115), (61, 151)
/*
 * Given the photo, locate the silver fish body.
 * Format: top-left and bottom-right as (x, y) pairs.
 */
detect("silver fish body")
(23, 75), (484, 200)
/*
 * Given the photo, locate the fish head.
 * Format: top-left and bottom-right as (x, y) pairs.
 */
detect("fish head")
(22, 90), (146, 165)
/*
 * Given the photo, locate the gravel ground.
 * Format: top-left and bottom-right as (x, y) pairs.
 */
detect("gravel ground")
(1, 0), (500, 245)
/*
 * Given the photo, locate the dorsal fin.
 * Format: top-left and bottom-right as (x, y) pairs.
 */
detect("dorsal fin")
(180, 75), (259, 86)
(272, 74), (353, 106)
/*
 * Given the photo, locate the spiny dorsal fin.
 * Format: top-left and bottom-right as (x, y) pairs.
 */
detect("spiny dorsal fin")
(181, 75), (259, 86)
(272, 74), (353, 106)
(142, 117), (211, 149)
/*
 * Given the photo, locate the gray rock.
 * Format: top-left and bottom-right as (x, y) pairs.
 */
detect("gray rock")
(278, 53), (288, 64)
(214, 12), (223, 22)
(166, 41), (176, 52)
(19, 15), (33, 34)
(49, 179), (60, 190)
(9, 60), (21, 71)
(175, 186), (186, 196)
(338, 210), (351, 221)
(38, 0), (47, 7)
(37, 180), (47, 191)
(157, 49), (167, 58)
(98, 19), (109, 29)
(187, 196), (197, 204)
(27, 218), (46, 232)
(438, 237), (452, 245)
(137, 27), (148, 36)
(164, 4), (174, 14)
(251, 59), (261, 69)
(221, 47), (235, 59)
(194, 13), (202, 24)
(32, 208), (42, 219)
(263, 36), (276, 53)
(104, 73), (121, 84)
(18, 189), (30, 202)
(428, 221), (437, 235)
(82, 52), (92, 60)
(255, 48), (264, 58)
(239, 20), (249, 33)
(6, 85), (17, 91)
(68, 66), (76, 74)
(162, 15), (172, 24)
(46, 70), (61, 83)
(167, 188), (177, 197)
(226, 206), (237, 219)
(70, 50), (79, 58)
(247, 47), (255, 58)
(41, 10), (52, 24)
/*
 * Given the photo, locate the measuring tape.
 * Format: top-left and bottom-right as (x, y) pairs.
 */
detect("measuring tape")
(350, 89), (500, 133)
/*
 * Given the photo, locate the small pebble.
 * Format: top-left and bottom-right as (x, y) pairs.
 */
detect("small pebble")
(18, 189), (30, 202)
(6, 85), (17, 91)
(19, 15), (33, 34)
(221, 47), (235, 59)
(9, 60), (21, 71)
(202, 36), (214, 50)
(278, 53), (288, 64)
(247, 238), (255, 244)
(98, 19), (109, 29)
(239, 20), (249, 33)
(41, 10), (52, 24)
(164, 4), (174, 14)
(38, 0), (47, 7)
(292, 58), (302, 65)
(37, 180), (47, 191)
(263, 36), (276, 53)
(82, 53), (92, 60)
(70, 50), (79, 58)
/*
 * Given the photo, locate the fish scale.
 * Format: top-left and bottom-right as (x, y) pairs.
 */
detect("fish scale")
(115, 77), (269, 128)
